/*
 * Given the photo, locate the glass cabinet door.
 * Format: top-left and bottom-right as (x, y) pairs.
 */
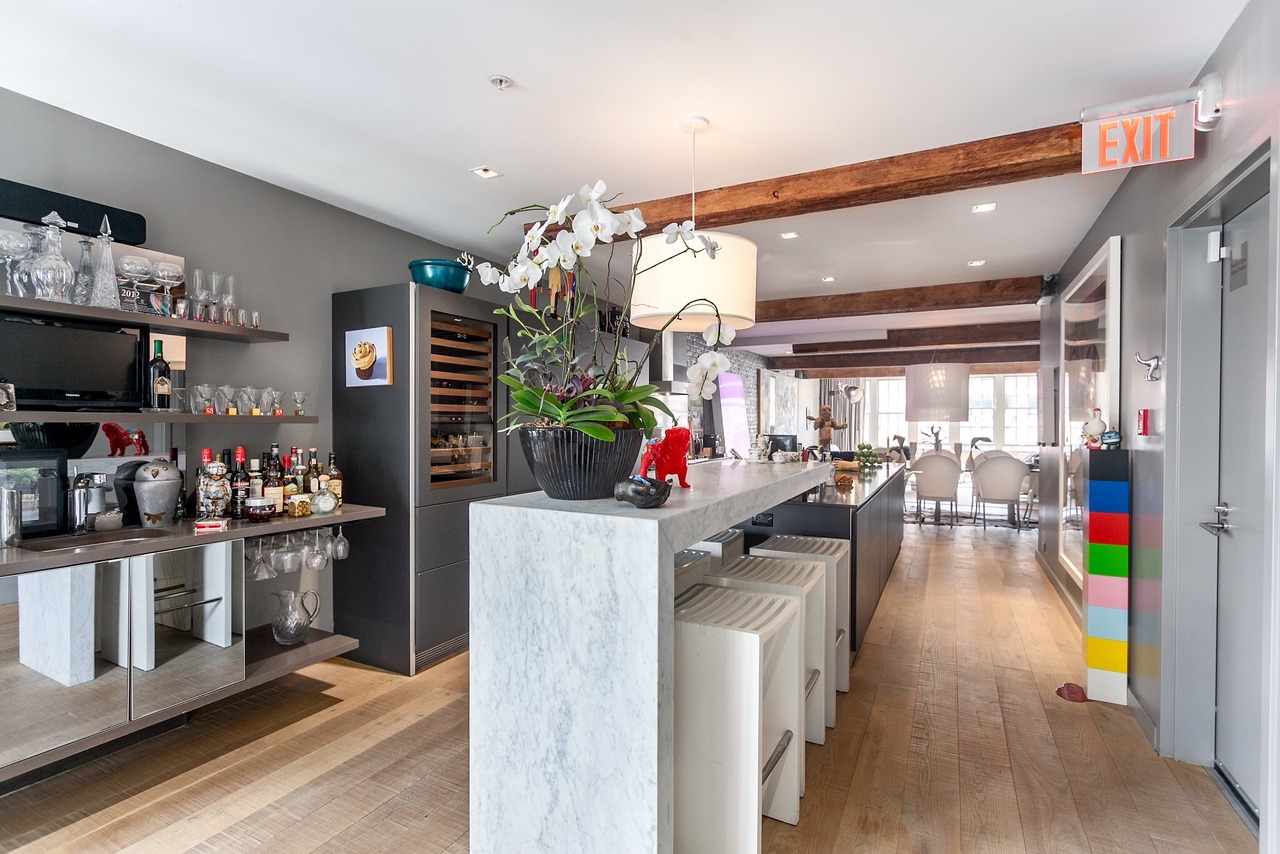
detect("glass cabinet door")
(427, 311), (497, 491)
(0, 562), (129, 770)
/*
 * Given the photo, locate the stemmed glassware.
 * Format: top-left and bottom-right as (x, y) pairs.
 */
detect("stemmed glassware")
(305, 529), (330, 571)
(193, 383), (215, 414)
(240, 386), (262, 415)
(216, 384), (238, 415)
(220, 274), (236, 324)
(209, 271), (224, 323)
(191, 269), (209, 321)
(250, 539), (276, 580)
(12, 226), (42, 299)
(331, 526), (350, 560)
(0, 230), (31, 297)
(153, 261), (184, 310)
(291, 391), (310, 416)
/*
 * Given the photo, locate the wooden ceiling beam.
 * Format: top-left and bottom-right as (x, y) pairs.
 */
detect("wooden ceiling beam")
(791, 321), (1041, 354)
(756, 276), (1042, 323)
(771, 344), (1040, 372)
(622, 123), (1081, 232)
(800, 361), (1041, 380)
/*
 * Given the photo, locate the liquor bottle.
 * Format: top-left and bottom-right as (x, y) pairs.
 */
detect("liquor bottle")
(326, 452), (343, 506)
(195, 448), (212, 517)
(263, 455), (285, 515)
(170, 446), (186, 520)
(248, 457), (263, 499)
(307, 448), (322, 493)
(147, 339), (172, 411)
(294, 452), (307, 495)
(282, 454), (298, 498)
(230, 446), (249, 520)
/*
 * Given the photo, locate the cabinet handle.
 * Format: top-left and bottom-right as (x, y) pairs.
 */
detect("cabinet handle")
(761, 730), (794, 785)
(153, 596), (223, 617)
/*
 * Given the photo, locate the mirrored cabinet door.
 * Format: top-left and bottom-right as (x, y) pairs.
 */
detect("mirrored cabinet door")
(0, 562), (130, 770)
(129, 541), (244, 719)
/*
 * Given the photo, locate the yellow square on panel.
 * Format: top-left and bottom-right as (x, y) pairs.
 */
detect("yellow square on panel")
(1086, 637), (1128, 673)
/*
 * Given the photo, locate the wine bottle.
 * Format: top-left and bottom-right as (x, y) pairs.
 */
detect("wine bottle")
(326, 452), (343, 506)
(147, 339), (172, 411)
(230, 446), (249, 520)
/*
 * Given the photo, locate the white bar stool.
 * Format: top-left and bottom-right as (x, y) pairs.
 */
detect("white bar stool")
(674, 548), (713, 599)
(705, 555), (828, 749)
(675, 584), (803, 853)
(751, 534), (852, 695)
(690, 528), (745, 571)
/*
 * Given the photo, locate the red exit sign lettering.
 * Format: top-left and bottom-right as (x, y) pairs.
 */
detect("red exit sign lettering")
(1082, 101), (1196, 175)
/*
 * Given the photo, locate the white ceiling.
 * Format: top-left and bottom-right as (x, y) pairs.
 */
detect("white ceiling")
(0, 0), (1249, 358)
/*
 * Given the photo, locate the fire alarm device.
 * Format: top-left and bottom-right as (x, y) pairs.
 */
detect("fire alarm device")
(1137, 408), (1150, 436)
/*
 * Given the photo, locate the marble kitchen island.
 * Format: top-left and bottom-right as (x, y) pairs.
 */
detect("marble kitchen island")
(469, 460), (830, 853)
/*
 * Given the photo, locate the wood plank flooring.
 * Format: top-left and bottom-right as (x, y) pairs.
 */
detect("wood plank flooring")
(0, 524), (1257, 852)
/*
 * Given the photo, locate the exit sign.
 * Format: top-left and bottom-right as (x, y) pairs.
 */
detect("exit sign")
(1081, 101), (1196, 174)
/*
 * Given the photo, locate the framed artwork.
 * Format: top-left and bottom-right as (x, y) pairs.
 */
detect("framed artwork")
(345, 326), (394, 387)
(758, 369), (800, 433)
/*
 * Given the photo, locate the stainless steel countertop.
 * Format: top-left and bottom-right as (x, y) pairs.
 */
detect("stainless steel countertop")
(0, 503), (386, 578)
(789, 463), (907, 508)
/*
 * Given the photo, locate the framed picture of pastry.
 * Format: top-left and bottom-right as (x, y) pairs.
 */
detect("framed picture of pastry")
(345, 326), (394, 387)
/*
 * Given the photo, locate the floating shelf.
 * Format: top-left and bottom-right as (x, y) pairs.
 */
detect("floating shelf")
(1, 410), (319, 425)
(0, 294), (289, 343)
(244, 625), (359, 680)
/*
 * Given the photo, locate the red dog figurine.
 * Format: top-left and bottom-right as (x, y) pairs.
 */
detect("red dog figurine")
(640, 427), (691, 489)
(102, 423), (150, 457)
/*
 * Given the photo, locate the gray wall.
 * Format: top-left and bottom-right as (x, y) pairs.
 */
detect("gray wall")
(0, 86), (508, 463)
(1039, 0), (1280, 759)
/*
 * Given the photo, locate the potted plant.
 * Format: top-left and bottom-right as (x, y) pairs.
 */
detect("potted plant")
(475, 181), (736, 499)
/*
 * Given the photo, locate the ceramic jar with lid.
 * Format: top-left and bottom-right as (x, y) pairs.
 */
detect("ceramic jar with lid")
(133, 458), (183, 527)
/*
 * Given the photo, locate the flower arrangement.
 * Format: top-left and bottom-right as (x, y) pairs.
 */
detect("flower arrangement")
(475, 181), (737, 442)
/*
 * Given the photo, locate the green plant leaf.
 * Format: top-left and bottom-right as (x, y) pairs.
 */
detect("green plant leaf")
(572, 422), (618, 442)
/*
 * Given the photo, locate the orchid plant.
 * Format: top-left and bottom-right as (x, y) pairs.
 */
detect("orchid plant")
(476, 180), (737, 442)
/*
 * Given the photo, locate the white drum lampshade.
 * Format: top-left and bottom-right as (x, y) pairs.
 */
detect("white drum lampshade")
(629, 231), (757, 331)
(905, 363), (970, 421)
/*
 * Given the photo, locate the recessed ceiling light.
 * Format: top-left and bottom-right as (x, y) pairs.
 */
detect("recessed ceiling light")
(470, 166), (503, 179)
(971, 202), (997, 213)
(779, 231), (800, 240)
(820, 276), (835, 283)
(967, 260), (986, 267)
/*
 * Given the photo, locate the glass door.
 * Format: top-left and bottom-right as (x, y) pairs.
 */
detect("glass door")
(427, 312), (496, 491)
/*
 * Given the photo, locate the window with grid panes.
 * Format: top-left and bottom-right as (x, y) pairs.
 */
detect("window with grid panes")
(873, 378), (906, 448)
(959, 376), (995, 447)
(1003, 374), (1039, 449)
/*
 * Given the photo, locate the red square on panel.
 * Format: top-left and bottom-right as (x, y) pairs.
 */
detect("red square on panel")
(1088, 511), (1130, 546)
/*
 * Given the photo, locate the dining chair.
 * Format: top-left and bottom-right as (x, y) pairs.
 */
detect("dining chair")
(911, 453), (962, 526)
(972, 455), (1032, 529)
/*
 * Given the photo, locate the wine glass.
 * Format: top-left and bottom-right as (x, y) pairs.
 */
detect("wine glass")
(305, 530), (329, 571)
(191, 268), (209, 321)
(250, 539), (276, 580)
(277, 533), (302, 573)
(0, 230), (31, 297)
(11, 227), (41, 299)
(331, 526), (350, 560)
(153, 261), (184, 309)
(240, 386), (261, 415)
(291, 391), (310, 416)
(209, 271), (224, 322)
(220, 274), (237, 324)
(194, 383), (215, 414)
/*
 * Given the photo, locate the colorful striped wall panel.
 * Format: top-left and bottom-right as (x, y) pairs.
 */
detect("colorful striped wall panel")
(1082, 449), (1130, 705)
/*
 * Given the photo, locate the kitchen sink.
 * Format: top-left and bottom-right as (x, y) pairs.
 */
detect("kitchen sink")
(21, 527), (172, 553)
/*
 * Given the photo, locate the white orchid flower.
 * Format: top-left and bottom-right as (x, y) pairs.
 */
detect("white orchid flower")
(523, 220), (549, 254)
(546, 194), (574, 225)
(662, 220), (697, 245)
(508, 260), (542, 291)
(573, 200), (619, 244)
(690, 379), (718, 400)
(697, 234), (719, 259)
(533, 240), (562, 268)
(698, 350), (731, 376)
(686, 362), (708, 383)
(580, 180), (607, 204)
(553, 230), (579, 268)
(616, 208), (646, 239)
(702, 321), (736, 347)
(497, 274), (520, 294)
(558, 227), (595, 261)
(475, 262), (502, 286)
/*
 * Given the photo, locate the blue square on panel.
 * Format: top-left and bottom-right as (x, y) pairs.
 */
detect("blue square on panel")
(1087, 480), (1129, 514)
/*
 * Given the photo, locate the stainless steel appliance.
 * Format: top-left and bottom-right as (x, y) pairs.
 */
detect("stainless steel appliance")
(0, 447), (67, 537)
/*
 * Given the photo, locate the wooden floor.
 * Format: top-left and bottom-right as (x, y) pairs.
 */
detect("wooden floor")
(0, 524), (1257, 852)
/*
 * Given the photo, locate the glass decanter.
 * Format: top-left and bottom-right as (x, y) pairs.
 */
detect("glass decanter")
(71, 236), (94, 305)
(28, 212), (75, 302)
(87, 216), (122, 309)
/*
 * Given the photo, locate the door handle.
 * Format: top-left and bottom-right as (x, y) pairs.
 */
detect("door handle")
(1199, 521), (1230, 535)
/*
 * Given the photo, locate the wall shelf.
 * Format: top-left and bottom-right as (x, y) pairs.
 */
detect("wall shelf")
(0, 294), (289, 343)
(1, 411), (318, 425)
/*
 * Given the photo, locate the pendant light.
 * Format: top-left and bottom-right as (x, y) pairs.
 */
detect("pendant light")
(629, 116), (757, 332)
(905, 362), (970, 422)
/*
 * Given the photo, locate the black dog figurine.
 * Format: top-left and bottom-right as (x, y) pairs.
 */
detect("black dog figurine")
(614, 475), (672, 509)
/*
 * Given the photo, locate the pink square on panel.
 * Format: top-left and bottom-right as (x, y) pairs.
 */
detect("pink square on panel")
(1085, 574), (1129, 610)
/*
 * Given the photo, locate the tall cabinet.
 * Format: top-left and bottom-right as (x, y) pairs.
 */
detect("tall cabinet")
(331, 283), (508, 675)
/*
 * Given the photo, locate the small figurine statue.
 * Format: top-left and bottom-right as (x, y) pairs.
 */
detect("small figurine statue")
(614, 475), (673, 509)
(807, 404), (848, 451)
(102, 423), (150, 456)
(199, 459), (231, 519)
(640, 427), (692, 488)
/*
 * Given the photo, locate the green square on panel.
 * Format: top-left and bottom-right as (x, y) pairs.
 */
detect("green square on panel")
(1087, 543), (1130, 577)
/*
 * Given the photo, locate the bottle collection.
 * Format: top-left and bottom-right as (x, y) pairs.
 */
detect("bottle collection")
(192, 443), (343, 521)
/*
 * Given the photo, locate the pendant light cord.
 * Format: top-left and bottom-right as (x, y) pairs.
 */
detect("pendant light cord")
(690, 127), (697, 231)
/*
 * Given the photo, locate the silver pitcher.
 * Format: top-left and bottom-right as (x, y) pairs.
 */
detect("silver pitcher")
(0, 487), (20, 548)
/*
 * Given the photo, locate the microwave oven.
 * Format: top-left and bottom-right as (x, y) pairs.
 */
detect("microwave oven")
(0, 311), (146, 411)
(0, 447), (67, 538)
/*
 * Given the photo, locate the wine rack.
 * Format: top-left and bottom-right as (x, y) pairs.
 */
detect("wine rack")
(427, 312), (495, 490)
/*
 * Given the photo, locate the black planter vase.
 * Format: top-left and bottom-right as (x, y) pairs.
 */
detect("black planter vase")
(519, 426), (644, 500)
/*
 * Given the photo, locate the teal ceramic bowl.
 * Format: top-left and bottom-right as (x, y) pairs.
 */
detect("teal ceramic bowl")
(409, 259), (471, 293)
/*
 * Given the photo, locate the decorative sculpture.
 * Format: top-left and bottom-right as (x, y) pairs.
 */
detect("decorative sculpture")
(102, 423), (150, 456)
(614, 475), (673, 509)
(640, 426), (692, 488)
(806, 404), (847, 451)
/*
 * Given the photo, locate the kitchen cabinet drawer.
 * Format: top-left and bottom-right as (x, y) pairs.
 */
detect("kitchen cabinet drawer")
(416, 501), (470, 572)
(415, 560), (468, 663)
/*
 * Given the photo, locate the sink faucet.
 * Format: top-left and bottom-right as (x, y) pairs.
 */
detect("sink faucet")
(68, 472), (93, 535)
